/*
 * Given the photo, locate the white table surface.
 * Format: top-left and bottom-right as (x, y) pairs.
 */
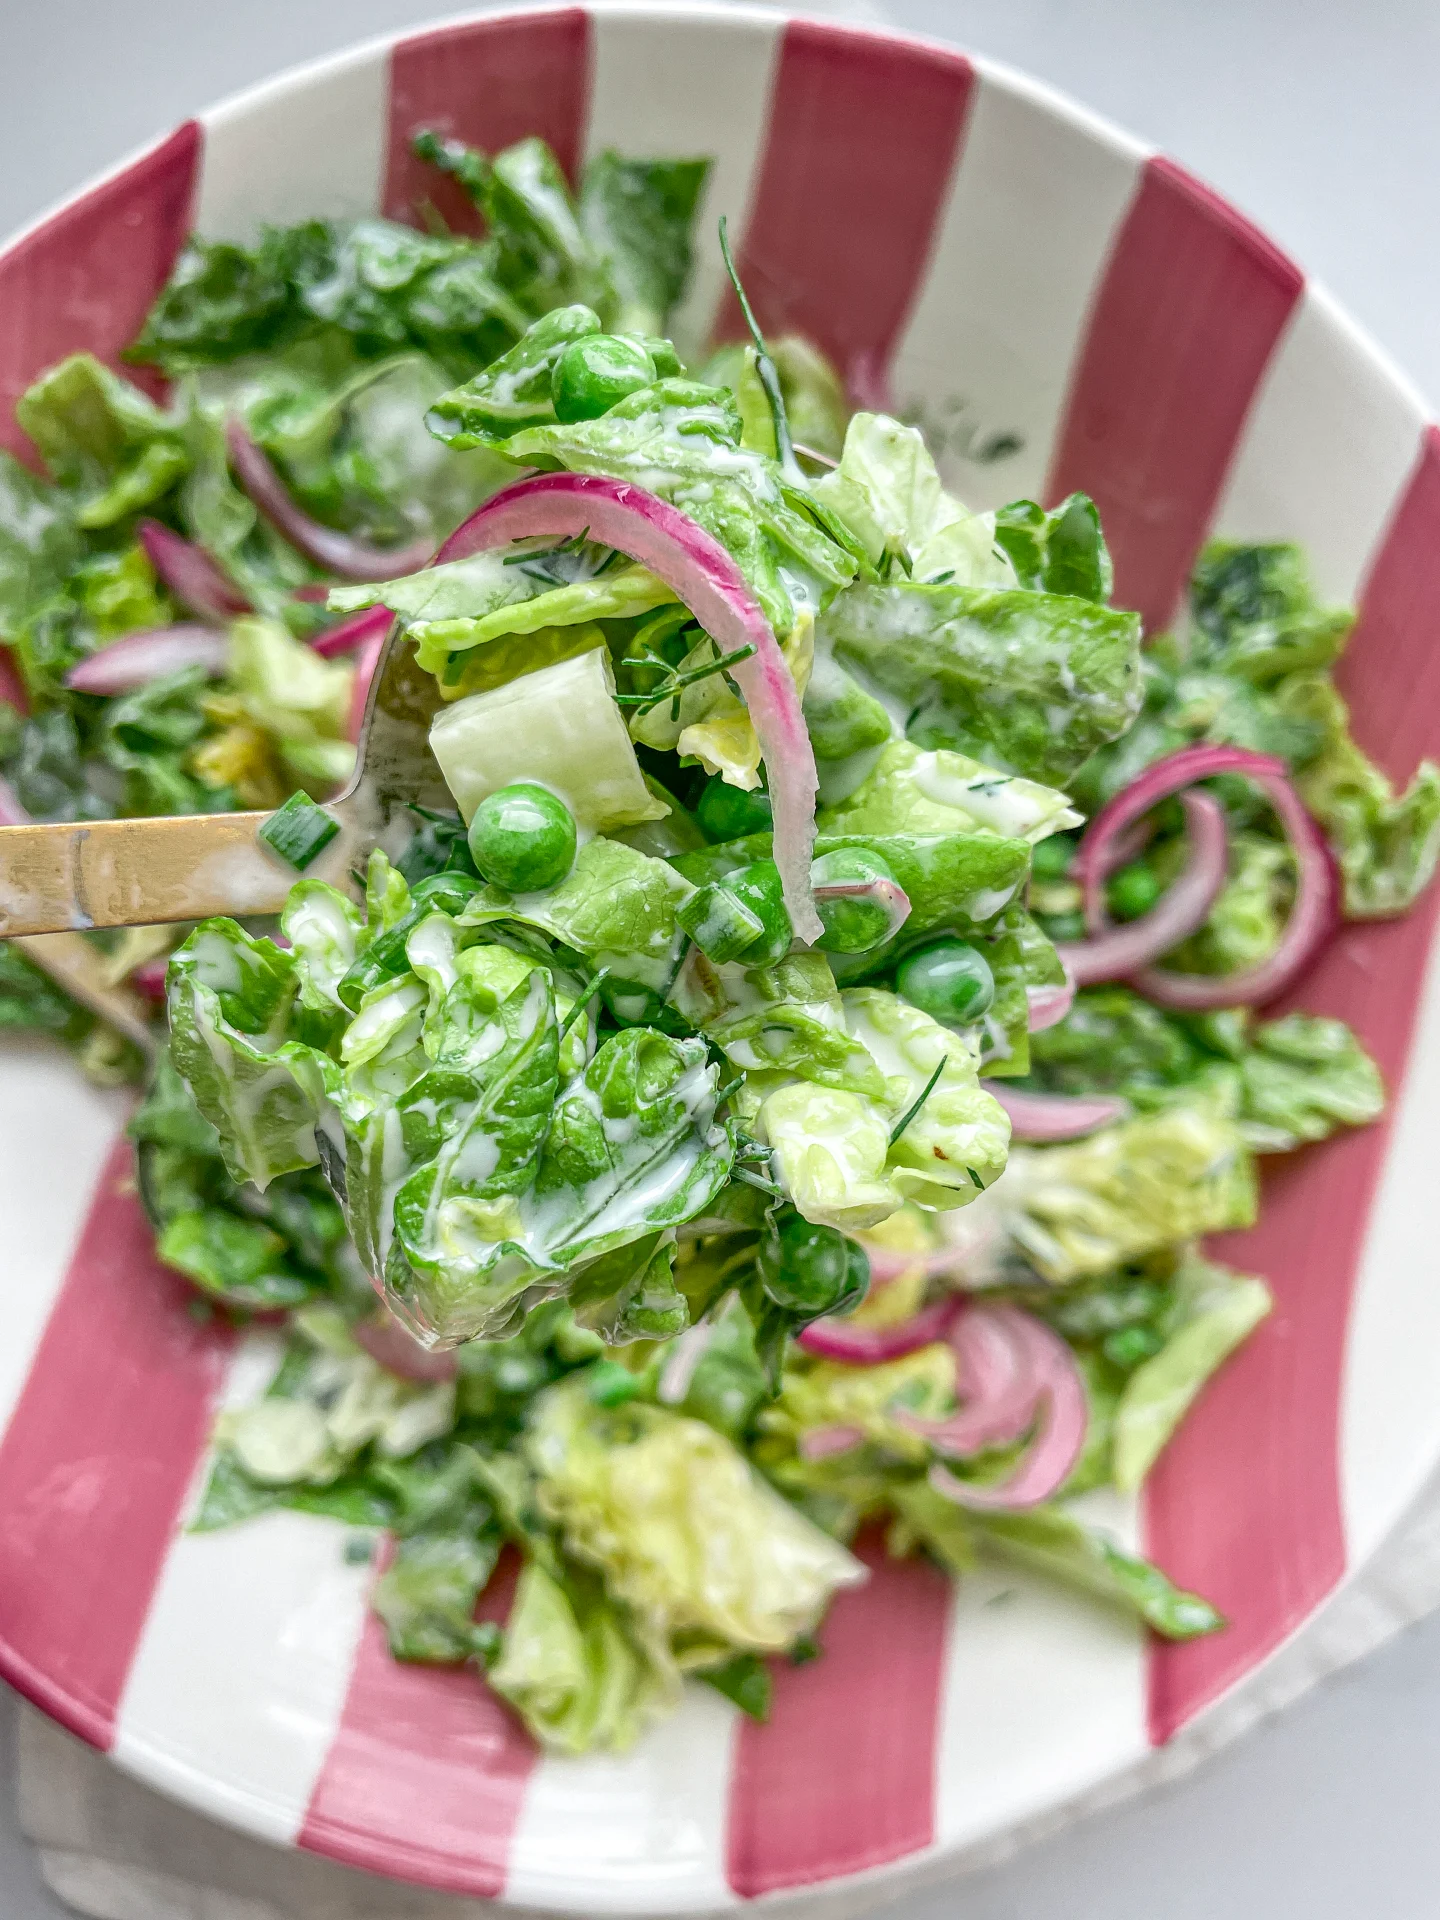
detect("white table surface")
(4, 1), (1440, 1914)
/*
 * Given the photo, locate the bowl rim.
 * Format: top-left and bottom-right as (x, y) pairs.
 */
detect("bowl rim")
(1, 6), (1438, 1912)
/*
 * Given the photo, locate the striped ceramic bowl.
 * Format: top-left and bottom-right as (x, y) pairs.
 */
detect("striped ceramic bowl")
(3, 5), (1439, 1911)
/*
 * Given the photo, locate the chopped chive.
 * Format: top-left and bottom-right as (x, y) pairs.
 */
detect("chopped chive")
(613, 644), (757, 711)
(259, 792), (340, 872)
(888, 1059), (946, 1147)
(559, 968), (608, 1038)
(966, 1166), (985, 1191)
(717, 215), (801, 482)
(714, 1075), (745, 1105)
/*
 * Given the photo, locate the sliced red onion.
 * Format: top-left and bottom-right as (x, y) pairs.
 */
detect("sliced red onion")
(658, 1322), (715, 1405)
(983, 1082), (1128, 1142)
(924, 1306), (1087, 1510)
(130, 957), (171, 1003)
(0, 775), (29, 826)
(1076, 744), (1338, 1009)
(348, 625), (388, 745)
(899, 1305), (1041, 1456)
(226, 419), (434, 584)
(138, 519), (250, 623)
(798, 1423), (866, 1461)
(354, 1310), (459, 1383)
(797, 1295), (961, 1364)
(1026, 961), (1075, 1033)
(65, 624), (230, 695)
(1059, 789), (1229, 986)
(291, 584), (331, 603)
(811, 874), (911, 942)
(311, 605), (394, 660)
(438, 474), (823, 941)
(0, 645), (29, 716)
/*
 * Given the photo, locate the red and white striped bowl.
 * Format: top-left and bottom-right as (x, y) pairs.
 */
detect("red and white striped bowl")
(4, 6), (1440, 1909)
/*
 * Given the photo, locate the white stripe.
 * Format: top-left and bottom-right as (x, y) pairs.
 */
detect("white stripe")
(892, 59), (1147, 512)
(584, 2), (784, 362)
(0, 1078), (128, 1435)
(931, 1489), (1148, 1849)
(195, 41), (388, 238)
(504, 1682), (738, 1913)
(1210, 285), (1428, 601)
(1341, 857), (1440, 1567)
(111, 1330), (373, 1844)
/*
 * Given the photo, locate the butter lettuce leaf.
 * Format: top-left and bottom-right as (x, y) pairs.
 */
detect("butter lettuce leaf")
(820, 738), (1080, 844)
(1237, 1012), (1385, 1153)
(578, 152), (709, 337)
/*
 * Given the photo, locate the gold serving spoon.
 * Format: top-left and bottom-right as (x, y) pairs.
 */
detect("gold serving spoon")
(0, 620), (439, 940)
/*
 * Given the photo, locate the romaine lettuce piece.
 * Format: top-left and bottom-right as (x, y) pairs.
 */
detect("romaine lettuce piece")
(228, 616), (355, 789)
(1276, 669), (1440, 918)
(992, 494), (1113, 604)
(768, 1345), (956, 1464)
(675, 949), (884, 1098)
(820, 738), (1080, 844)
(812, 412), (1013, 587)
(488, 1561), (679, 1754)
(1112, 1255), (1272, 1490)
(1189, 541), (1352, 684)
(166, 920), (329, 1190)
(16, 353), (188, 528)
(759, 1082), (897, 1231)
(528, 1378), (865, 1650)
(843, 988), (1010, 1206)
(825, 580), (1142, 787)
(1001, 1077), (1257, 1283)
(429, 648), (664, 831)
(461, 835), (690, 990)
(282, 881), (364, 1011)
(372, 1530), (503, 1664)
(578, 152), (709, 338)
(802, 651), (893, 761)
(1238, 1013), (1384, 1152)
(900, 1495), (1225, 1640)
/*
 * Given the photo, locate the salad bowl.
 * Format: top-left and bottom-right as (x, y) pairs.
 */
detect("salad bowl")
(3, 4), (1440, 1912)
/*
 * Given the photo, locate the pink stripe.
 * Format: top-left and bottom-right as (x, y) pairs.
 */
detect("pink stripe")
(1146, 426), (1440, 1741)
(0, 121), (200, 459)
(383, 11), (592, 232)
(0, 1134), (234, 1748)
(299, 1547), (535, 1896)
(710, 22), (973, 398)
(1046, 156), (1303, 630)
(725, 1533), (950, 1897)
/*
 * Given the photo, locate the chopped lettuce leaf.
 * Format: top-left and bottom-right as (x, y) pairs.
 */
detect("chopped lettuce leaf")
(489, 1560), (678, 1754)
(1002, 1077), (1257, 1283)
(1112, 1256), (1272, 1490)
(1237, 1012), (1385, 1151)
(577, 152), (709, 337)
(16, 353), (188, 528)
(429, 648), (664, 830)
(528, 1378), (865, 1650)
(825, 580), (1142, 786)
(228, 616), (355, 790)
(820, 738), (1080, 844)
(812, 412), (1013, 587)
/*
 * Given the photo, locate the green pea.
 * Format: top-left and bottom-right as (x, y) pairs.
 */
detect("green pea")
(551, 334), (656, 423)
(758, 1211), (870, 1315)
(726, 858), (792, 966)
(695, 775), (773, 843)
(466, 782), (576, 892)
(812, 848), (898, 955)
(1107, 861), (1163, 922)
(1030, 834), (1076, 880)
(897, 938), (995, 1025)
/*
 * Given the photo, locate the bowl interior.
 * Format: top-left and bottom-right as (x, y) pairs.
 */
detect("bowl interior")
(1, 6), (1439, 1910)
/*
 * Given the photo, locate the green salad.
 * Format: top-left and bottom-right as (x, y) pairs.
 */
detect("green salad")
(3, 128), (1436, 1755)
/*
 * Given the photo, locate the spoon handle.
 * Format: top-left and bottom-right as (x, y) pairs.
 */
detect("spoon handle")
(0, 810), (356, 937)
